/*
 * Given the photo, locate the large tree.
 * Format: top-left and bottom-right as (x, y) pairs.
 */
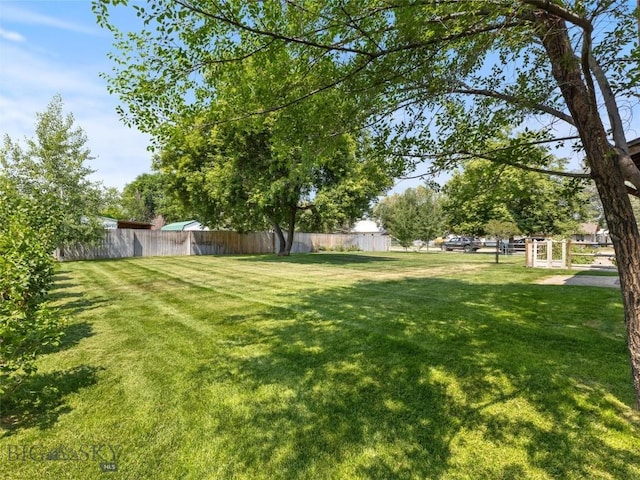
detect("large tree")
(0, 98), (100, 403)
(95, 1), (640, 407)
(1, 95), (104, 248)
(442, 158), (588, 236)
(374, 185), (444, 249)
(121, 172), (188, 224)
(157, 113), (394, 254)
(101, 10), (398, 254)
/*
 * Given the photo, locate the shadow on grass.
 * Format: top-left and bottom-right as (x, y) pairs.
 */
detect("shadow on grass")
(1, 365), (103, 437)
(573, 269), (620, 277)
(193, 276), (638, 478)
(40, 321), (95, 355)
(44, 272), (105, 353)
(0, 272), (103, 436)
(48, 289), (107, 316)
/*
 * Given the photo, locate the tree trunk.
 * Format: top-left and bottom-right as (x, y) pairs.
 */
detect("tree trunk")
(540, 15), (640, 409)
(269, 218), (287, 255)
(283, 205), (297, 256)
(267, 205), (298, 256)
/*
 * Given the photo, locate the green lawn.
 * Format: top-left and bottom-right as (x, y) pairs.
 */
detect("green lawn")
(1, 252), (638, 479)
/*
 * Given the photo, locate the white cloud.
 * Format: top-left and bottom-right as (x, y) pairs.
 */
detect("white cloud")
(0, 27), (25, 42)
(0, 4), (100, 36)
(0, 41), (152, 190)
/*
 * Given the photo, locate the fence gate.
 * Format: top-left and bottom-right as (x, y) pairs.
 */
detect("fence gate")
(531, 239), (567, 268)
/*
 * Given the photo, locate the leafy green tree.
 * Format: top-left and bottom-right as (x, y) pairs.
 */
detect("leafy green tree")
(0, 164), (64, 404)
(121, 173), (159, 222)
(374, 186), (444, 249)
(0, 176), (63, 407)
(0, 97), (106, 403)
(99, 186), (126, 220)
(374, 192), (419, 249)
(442, 158), (587, 237)
(1, 95), (104, 248)
(157, 115), (393, 253)
(121, 172), (188, 224)
(95, 1), (640, 406)
(103, 27), (399, 252)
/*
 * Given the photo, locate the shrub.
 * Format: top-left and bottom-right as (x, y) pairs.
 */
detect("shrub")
(0, 180), (64, 401)
(570, 244), (597, 265)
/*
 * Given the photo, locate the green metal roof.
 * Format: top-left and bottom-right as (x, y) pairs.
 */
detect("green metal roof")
(160, 221), (198, 231)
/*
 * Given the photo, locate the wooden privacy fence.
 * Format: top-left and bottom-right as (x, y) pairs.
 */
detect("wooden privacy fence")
(282, 232), (391, 254)
(56, 230), (389, 261)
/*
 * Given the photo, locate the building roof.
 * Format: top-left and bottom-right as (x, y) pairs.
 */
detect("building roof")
(99, 216), (118, 229)
(160, 220), (207, 231)
(117, 220), (152, 229)
(579, 223), (598, 235)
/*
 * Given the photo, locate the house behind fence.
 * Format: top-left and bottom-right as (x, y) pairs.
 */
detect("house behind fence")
(56, 230), (389, 261)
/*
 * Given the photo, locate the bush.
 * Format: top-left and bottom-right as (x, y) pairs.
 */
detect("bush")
(0, 181), (64, 401)
(316, 244), (361, 252)
(570, 244), (597, 265)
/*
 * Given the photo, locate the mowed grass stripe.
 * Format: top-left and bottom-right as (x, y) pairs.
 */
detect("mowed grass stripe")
(126, 259), (322, 312)
(123, 259), (461, 341)
(124, 255), (496, 318)
(70, 259), (271, 341)
(172, 253), (499, 286)
(133, 255), (359, 294)
(92, 256), (631, 402)
(2, 253), (637, 480)
(74, 255), (625, 365)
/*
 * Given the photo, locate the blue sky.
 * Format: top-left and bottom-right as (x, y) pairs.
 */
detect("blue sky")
(0, 0), (431, 194)
(1, 1), (637, 194)
(0, 0), (150, 190)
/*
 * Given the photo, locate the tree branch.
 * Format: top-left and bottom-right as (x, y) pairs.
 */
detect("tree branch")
(395, 145), (590, 179)
(627, 184), (640, 198)
(174, 0), (378, 58)
(522, 0), (593, 31)
(459, 150), (590, 178)
(206, 56), (378, 125)
(448, 85), (576, 125)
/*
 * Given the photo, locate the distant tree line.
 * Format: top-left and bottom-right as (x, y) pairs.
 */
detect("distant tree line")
(373, 145), (602, 247)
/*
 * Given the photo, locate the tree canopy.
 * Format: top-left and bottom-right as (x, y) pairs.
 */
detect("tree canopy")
(442, 158), (588, 237)
(374, 185), (444, 249)
(1, 95), (104, 248)
(128, 28), (401, 253)
(94, 0), (640, 406)
(0, 97), (100, 402)
(120, 172), (188, 224)
(156, 113), (396, 253)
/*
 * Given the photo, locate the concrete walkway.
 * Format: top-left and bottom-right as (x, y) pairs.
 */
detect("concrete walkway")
(536, 275), (620, 288)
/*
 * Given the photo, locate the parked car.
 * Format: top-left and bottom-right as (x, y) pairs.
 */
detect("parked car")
(442, 236), (482, 252)
(510, 237), (547, 252)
